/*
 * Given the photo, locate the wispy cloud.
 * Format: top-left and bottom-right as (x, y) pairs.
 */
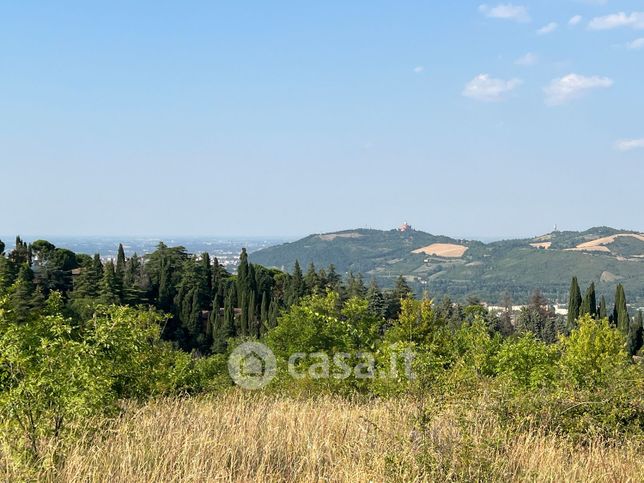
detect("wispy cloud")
(413, 66), (425, 73)
(478, 4), (530, 23)
(627, 38), (644, 49)
(463, 74), (522, 102)
(615, 138), (644, 151)
(569, 15), (583, 27)
(544, 74), (613, 105)
(537, 22), (558, 35)
(588, 12), (644, 30)
(515, 52), (538, 66)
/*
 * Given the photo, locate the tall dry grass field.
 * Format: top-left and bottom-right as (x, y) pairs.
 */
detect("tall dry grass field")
(2, 391), (643, 482)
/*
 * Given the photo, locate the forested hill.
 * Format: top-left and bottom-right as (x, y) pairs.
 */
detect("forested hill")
(250, 226), (644, 305)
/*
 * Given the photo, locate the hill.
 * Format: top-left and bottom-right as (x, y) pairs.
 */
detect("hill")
(250, 226), (644, 305)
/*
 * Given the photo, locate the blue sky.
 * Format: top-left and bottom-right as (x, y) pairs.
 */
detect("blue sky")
(1, 1), (643, 239)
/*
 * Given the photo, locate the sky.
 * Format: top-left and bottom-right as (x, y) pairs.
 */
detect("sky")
(1, 1), (643, 239)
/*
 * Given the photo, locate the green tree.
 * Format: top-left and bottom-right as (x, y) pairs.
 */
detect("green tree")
(99, 261), (121, 304)
(559, 315), (629, 389)
(598, 295), (608, 319)
(580, 282), (597, 318)
(366, 279), (386, 319)
(115, 243), (126, 284)
(566, 276), (582, 328)
(627, 310), (643, 357)
(613, 284), (629, 334)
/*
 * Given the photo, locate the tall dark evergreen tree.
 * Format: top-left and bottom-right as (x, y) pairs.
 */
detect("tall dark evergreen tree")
(613, 284), (629, 334)
(366, 279), (386, 319)
(304, 262), (320, 294)
(347, 272), (367, 298)
(580, 282), (597, 318)
(567, 276), (582, 328)
(8, 264), (38, 322)
(627, 310), (643, 357)
(598, 295), (608, 319)
(287, 260), (305, 305)
(115, 243), (126, 283)
(100, 261), (121, 304)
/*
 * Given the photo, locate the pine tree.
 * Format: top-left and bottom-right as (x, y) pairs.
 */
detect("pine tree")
(73, 256), (101, 298)
(100, 261), (120, 304)
(394, 275), (412, 300)
(580, 282), (597, 318)
(287, 260), (305, 305)
(566, 276), (582, 328)
(366, 279), (386, 318)
(304, 262), (320, 294)
(347, 272), (367, 298)
(0, 255), (18, 293)
(324, 264), (341, 291)
(8, 264), (38, 322)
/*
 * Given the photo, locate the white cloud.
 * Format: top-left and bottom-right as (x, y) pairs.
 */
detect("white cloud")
(515, 52), (538, 66)
(413, 66), (425, 73)
(463, 74), (522, 102)
(569, 15), (583, 27)
(588, 12), (644, 30)
(543, 74), (613, 105)
(478, 4), (530, 23)
(537, 22), (558, 35)
(615, 139), (644, 151)
(627, 38), (644, 49)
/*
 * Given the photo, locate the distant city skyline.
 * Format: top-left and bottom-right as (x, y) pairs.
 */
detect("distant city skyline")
(1, 1), (643, 237)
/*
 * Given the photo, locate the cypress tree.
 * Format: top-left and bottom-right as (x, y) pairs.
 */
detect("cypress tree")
(247, 291), (257, 337)
(115, 243), (126, 282)
(566, 276), (582, 328)
(260, 291), (269, 332)
(268, 296), (279, 329)
(598, 295), (608, 319)
(239, 291), (248, 336)
(613, 284), (630, 334)
(627, 310), (643, 357)
(580, 282), (597, 318)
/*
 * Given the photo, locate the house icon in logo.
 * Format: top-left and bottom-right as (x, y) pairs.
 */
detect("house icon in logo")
(228, 341), (277, 390)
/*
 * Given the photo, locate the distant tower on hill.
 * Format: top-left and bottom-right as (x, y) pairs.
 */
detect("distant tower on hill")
(399, 222), (412, 232)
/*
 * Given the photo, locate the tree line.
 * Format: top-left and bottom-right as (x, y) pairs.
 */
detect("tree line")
(0, 237), (642, 357)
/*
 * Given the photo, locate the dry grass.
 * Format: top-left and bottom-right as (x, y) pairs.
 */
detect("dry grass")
(2, 391), (643, 482)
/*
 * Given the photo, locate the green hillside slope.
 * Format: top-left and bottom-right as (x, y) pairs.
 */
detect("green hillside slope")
(251, 227), (644, 305)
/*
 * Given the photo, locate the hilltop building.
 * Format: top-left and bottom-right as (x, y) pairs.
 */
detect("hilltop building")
(399, 222), (412, 232)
